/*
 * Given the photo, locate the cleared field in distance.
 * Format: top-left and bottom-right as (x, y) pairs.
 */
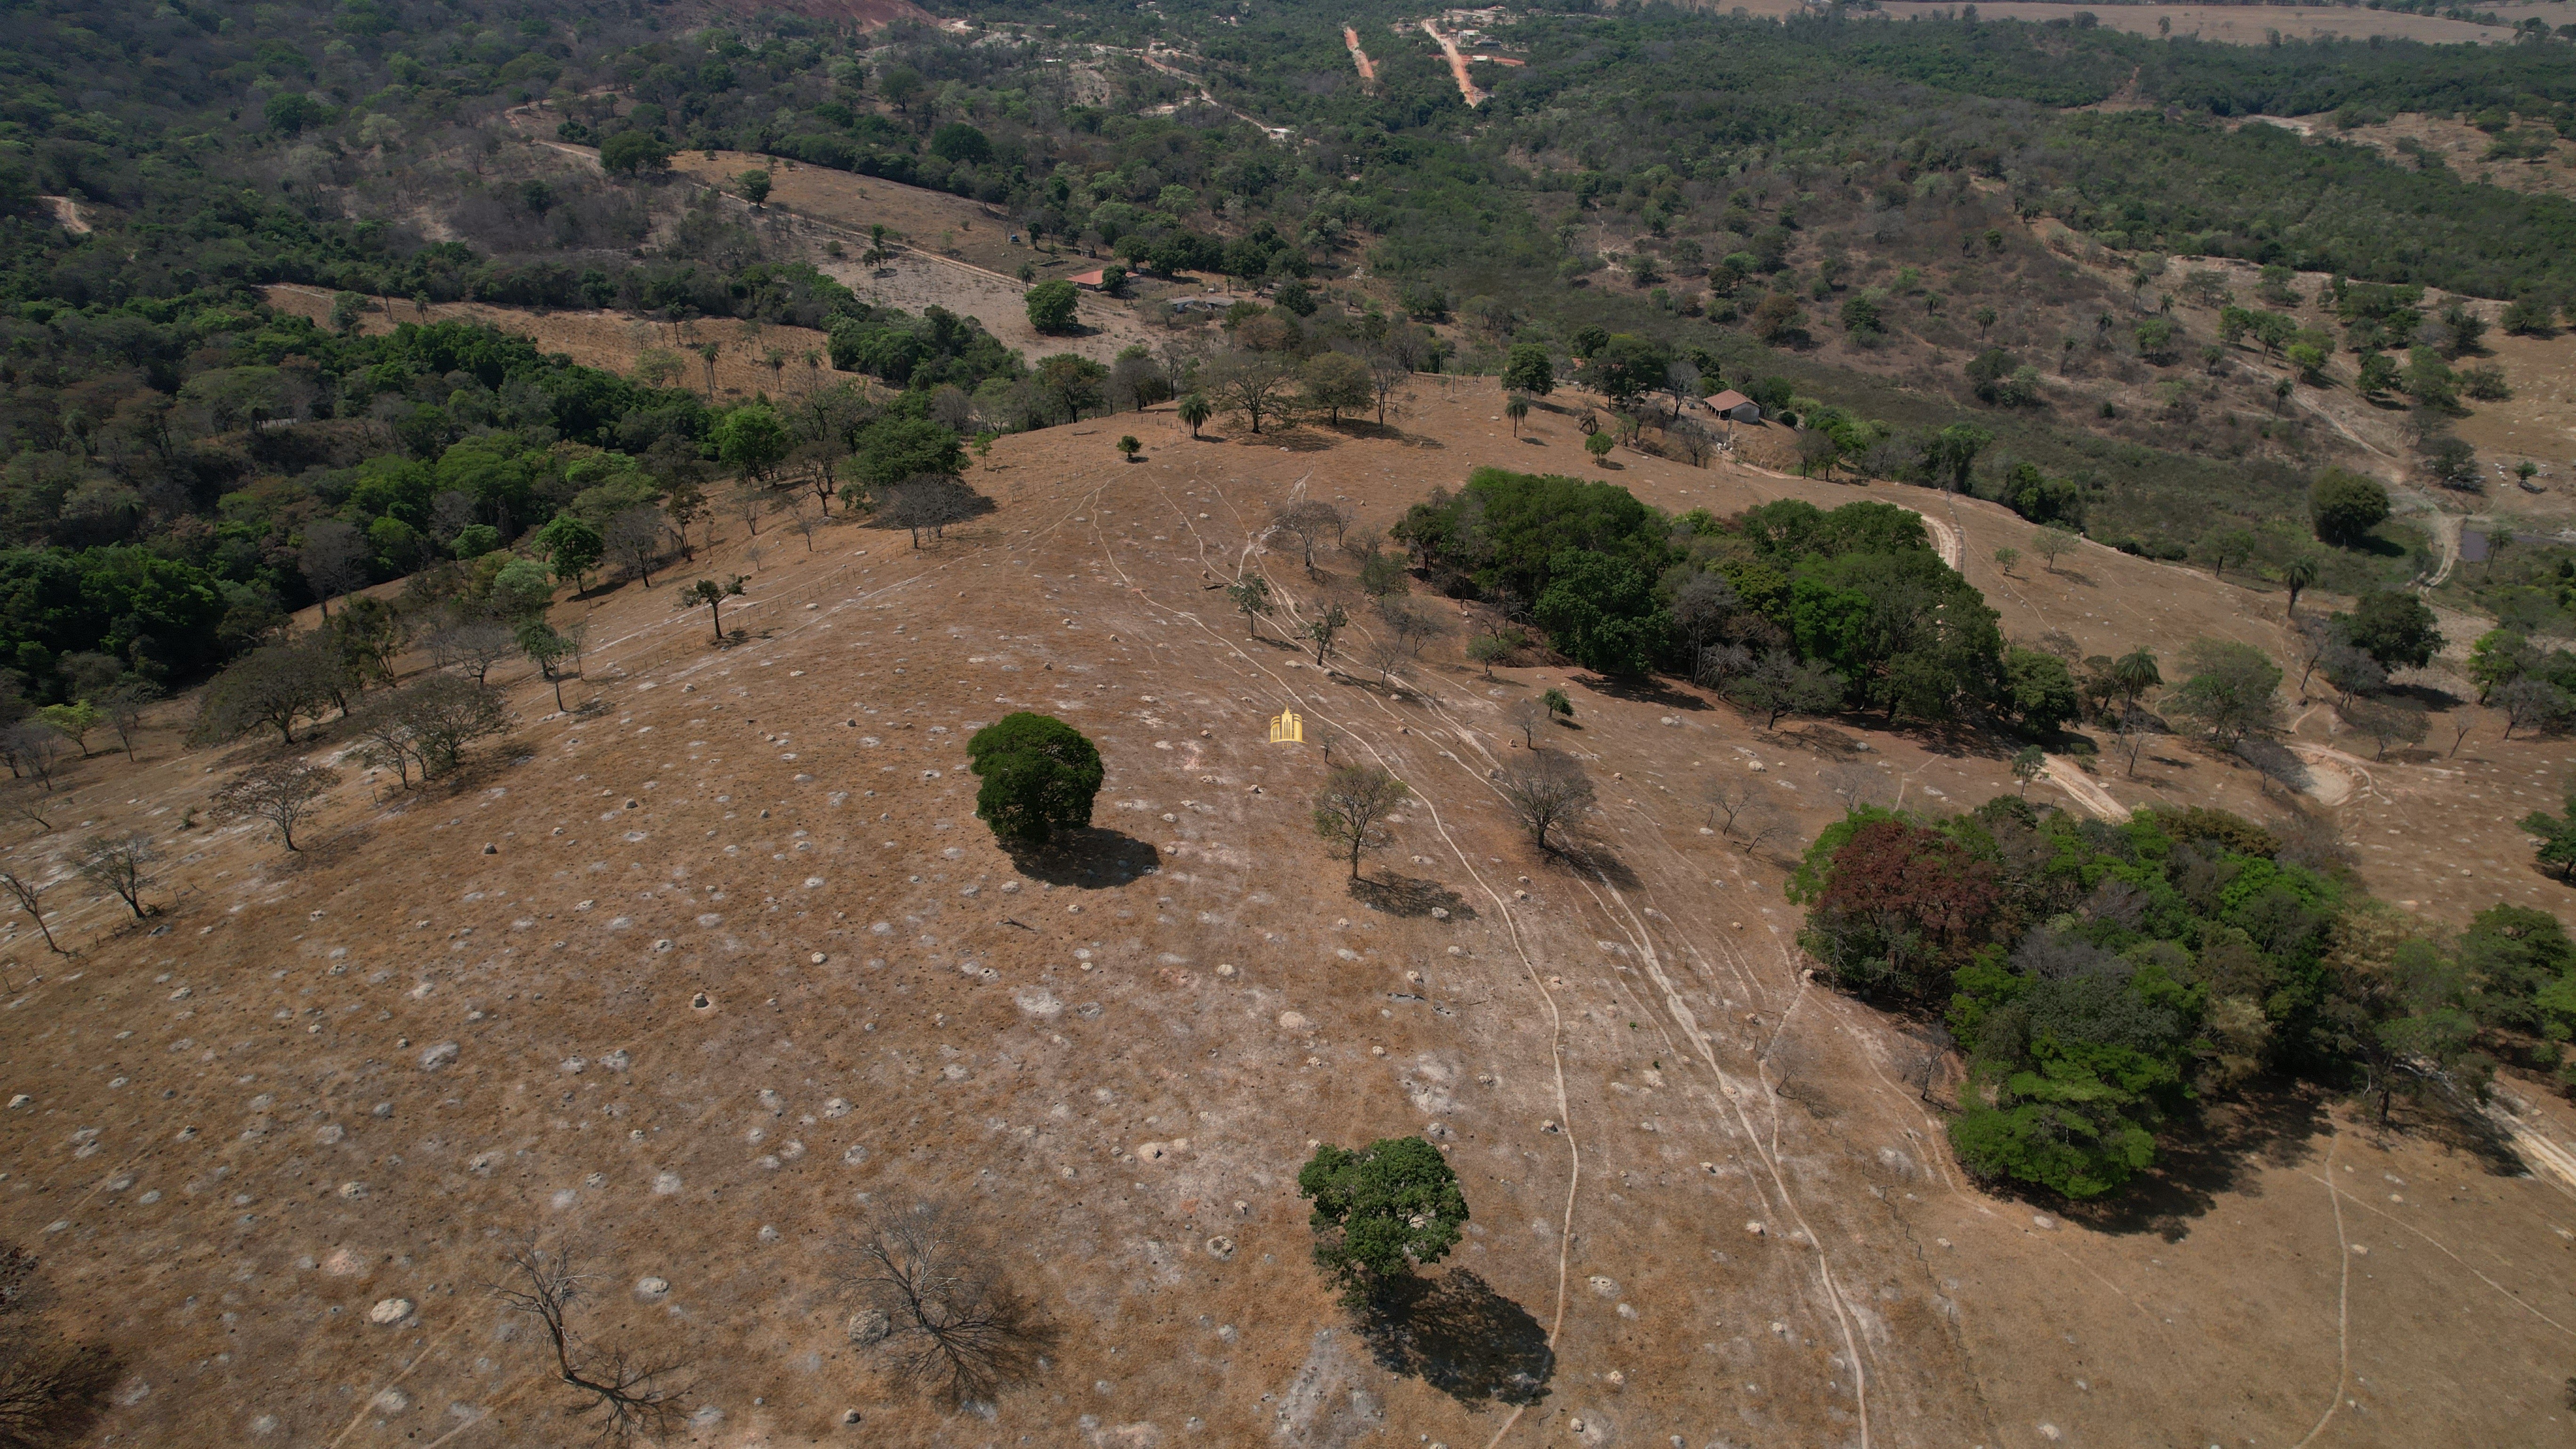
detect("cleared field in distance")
(1872, 0), (2512, 43)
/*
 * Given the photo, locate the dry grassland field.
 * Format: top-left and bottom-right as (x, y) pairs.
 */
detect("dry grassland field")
(261, 283), (839, 403)
(6, 378), (2576, 1448)
(1872, 0), (2514, 43)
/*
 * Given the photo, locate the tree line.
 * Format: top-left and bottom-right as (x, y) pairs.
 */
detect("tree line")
(1792, 795), (2571, 1199)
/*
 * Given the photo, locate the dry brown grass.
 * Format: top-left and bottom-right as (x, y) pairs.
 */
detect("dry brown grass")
(261, 283), (837, 403)
(5, 377), (2573, 1447)
(1876, 0), (2512, 43)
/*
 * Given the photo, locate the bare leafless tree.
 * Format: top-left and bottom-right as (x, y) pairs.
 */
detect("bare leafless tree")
(844, 1203), (1059, 1411)
(73, 834), (155, 920)
(1736, 804), (1796, 858)
(0, 872), (64, 953)
(877, 475), (988, 548)
(1505, 697), (1546, 749)
(0, 1240), (121, 1441)
(731, 479), (769, 537)
(1364, 629), (1407, 686)
(1, 785), (53, 835)
(1203, 349), (1300, 435)
(1380, 599), (1445, 657)
(2116, 705), (2157, 777)
(428, 620), (517, 683)
(2, 725), (66, 794)
(604, 506), (668, 588)
(786, 497), (823, 552)
(1312, 764), (1410, 880)
(298, 519), (370, 617)
(491, 1240), (689, 1445)
(208, 762), (342, 853)
(1822, 762), (1895, 810)
(101, 681), (160, 760)
(427, 489), (479, 547)
(352, 705), (420, 790)
(1497, 753), (1594, 853)
(1269, 500), (1345, 572)
(1699, 774), (1764, 835)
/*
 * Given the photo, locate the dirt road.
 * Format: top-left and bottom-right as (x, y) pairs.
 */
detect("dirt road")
(1344, 25), (1376, 82)
(1420, 20), (1487, 107)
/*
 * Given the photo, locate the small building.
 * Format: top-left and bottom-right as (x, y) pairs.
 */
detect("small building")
(1703, 389), (1761, 424)
(1068, 268), (1108, 290)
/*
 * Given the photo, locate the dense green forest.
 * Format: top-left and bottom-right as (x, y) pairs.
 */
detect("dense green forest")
(4, 0), (2576, 700)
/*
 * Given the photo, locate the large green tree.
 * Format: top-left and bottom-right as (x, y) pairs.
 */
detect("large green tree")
(966, 713), (1103, 848)
(1500, 343), (1555, 398)
(1533, 550), (1668, 677)
(1295, 1137), (1468, 1308)
(2334, 590), (2443, 673)
(2310, 469), (2391, 547)
(1024, 279), (1080, 335)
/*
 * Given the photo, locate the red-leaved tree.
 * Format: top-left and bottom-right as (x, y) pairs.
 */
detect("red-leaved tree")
(1802, 820), (2000, 999)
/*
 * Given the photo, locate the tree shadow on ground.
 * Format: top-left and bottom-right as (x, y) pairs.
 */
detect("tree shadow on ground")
(1789, 723), (1867, 759)
(2233, 736), (2315, 795)
(1328, 419), (1408, 443)
(1553, 842), (1641, 891)
(2382, 1086), (2534, 1179)
(1572, 674), (1712, 712)
(290, 826), (375, 869)
(1003, 827), (1159, 888)
(1259, 426), (1338, 453)
(1355, 1269), (1553, 1409)
(2389, 680), (2463, 712)
(1350, 873), (1475, 920)
(2054, 1083), (2331, 1241)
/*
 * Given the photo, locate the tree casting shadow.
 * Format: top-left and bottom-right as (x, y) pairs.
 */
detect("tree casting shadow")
(1572, 674), (1710, 711)
(1003, 827), (1159, 888)
(1355, 1269), (1553, 1409)
(2056, 1083), (2328, 1241)
(1349, 873), (1476, 921)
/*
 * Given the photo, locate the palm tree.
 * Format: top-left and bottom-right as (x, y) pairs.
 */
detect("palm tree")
(2111, 648), (2162, 711)
(1178, 393), (1212, 439)
(2280, 553), (2320, 616)
(1505, 394), (1530, 436)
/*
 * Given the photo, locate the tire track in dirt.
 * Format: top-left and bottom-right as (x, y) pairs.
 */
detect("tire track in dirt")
(1100, 469), (1591, 1436)
(1575, 870), (1877, 1441)
(2289, 1137), (2354, 1449)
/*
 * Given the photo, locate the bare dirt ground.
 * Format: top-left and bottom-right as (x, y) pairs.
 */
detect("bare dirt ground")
(2249, 113), (2576, 201)
(7, 379), (2576, 1449)
(535, 133), (1168, 367)
(659, 150), (1042, 283)
(1874, 0), (2513, 43)
(261, 283), (837, 403)
(808, 248), (1161, 371)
